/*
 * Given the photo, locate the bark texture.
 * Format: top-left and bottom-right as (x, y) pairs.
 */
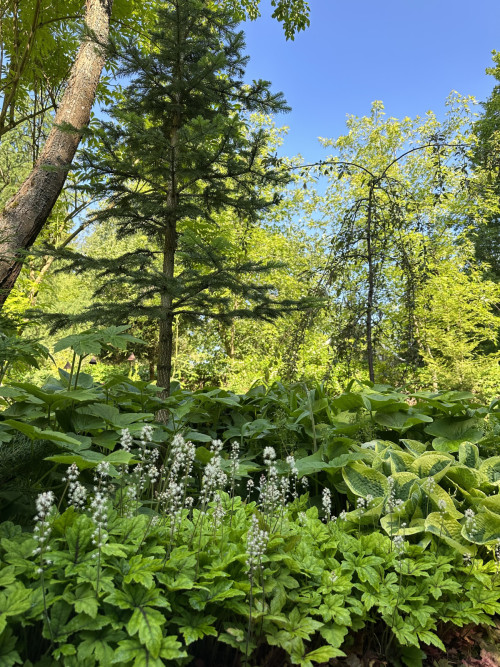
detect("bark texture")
(0, 0), (113, 308)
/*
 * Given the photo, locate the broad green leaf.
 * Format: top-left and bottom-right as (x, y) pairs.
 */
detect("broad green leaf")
(4, 420), (81, 446)
(45, 452), (106, 469)
(445, 465), (484, 491)
(461, 508), (500, 544)
(374, 410), (431, 431)
(480, 456), (500, 486)
(425, 512), (469, 553)
(343, 462), (389, 498)
(301, 645), (346, 665)
(459, 442), (480, 469)
(409, 453), (453, 481)
(127, 607), (165, 658)
(400, 439), (427, 456)
(424, 417), (483, 444)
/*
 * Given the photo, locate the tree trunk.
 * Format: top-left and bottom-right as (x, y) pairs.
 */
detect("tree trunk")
(0, 0), (113, 308)
(157, 221), (177, 398)
(366, 183), (375, 383)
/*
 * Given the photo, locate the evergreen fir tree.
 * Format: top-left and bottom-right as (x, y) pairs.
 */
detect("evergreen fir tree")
(51, 0), (298, 395)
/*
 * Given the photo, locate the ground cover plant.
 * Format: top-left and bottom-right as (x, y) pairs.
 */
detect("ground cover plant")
(2, 333), (500, 665)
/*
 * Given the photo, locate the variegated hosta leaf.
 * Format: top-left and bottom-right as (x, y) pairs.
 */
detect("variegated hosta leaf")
(381, 514), (425, 537)
(410, 453), (453, 481)
(420, 482), (463, 519)
(400, 439), (427, 456)
(342, 462), (389, 499)
(458, 442), (480, 469)
(445, 465), (486, 492)
(390, 472), (420, 501)
(479, 457), (500, 486)
(343, 499), (384, 526)
(461, 508), (500, 545)
(425, 512), (471, 553)
(473, 494), (500, 515)
(375, 449), (414, 476)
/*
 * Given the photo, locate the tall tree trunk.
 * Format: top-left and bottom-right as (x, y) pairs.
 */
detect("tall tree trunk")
(157, 6), (181, 402)
(0, 0), (113, 308)
(366, 182), (375, 382)
(157, 221), (177, 398)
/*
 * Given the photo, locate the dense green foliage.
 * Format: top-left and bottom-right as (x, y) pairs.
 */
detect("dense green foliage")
(2, 4), (500, 667)
(1, 330), (500, 664)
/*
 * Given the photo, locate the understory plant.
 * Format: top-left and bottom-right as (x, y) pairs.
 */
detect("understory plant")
(1, 427), (500, 667)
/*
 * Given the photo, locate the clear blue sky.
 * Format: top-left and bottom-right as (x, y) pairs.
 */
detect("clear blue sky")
(242, 0), (500, 161)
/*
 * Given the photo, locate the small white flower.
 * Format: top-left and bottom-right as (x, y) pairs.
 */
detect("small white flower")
(393, 534), (405, 555)
(246, 514), (268, 578)
(322, 487), (332, 522)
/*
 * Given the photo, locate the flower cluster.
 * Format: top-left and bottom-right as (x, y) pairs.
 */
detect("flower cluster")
(259, 446), (281, 515)
(322, 487), (332, 522)
(33, 491), (55, 572)
(136, 425), (160, 491)
(120, 428), (133, 452)
(246, 514), (268, 579)
(392, 534), (405, 556)
(286, 454), (299, 499)
(200, 439), (227, 506)
(426, 477), (436, 494)
(90, 491), (108, 550)
(464, 508), (477, 535)
(63, 464), (87, 509)
(230, 441), (240, 480)
(212, 492), (226, 529)
(157, 433), (196, 523)
(94, 461), (111, 495)
(386, 476), (403, 514)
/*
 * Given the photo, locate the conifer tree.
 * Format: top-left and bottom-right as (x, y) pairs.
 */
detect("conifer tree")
(53, 0), (295, 395)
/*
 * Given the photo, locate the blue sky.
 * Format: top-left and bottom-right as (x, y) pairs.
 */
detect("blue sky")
(242, 0), (500, 161)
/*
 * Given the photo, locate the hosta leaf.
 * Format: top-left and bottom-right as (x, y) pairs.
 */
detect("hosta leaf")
(381, 516), (425, 537)
(391, 472), (420, 500)
(474, 495), (500, 515)
(422, 484), (462, 518)
(410, 453), (453, 481)
(432, 437), (464, 453)
(459, 442), (480, 469)
(331, 391), (370, 412)
(343, 462), (389, 498)
(377, 449), (415, 474)
(400, 439), (427, 456)
(445, 465), (484, 491)
(425, 512), (470, 553)
(295, 451), (328, 477)
(480, 457), (500, 486)
(461, 508), (500, 544)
